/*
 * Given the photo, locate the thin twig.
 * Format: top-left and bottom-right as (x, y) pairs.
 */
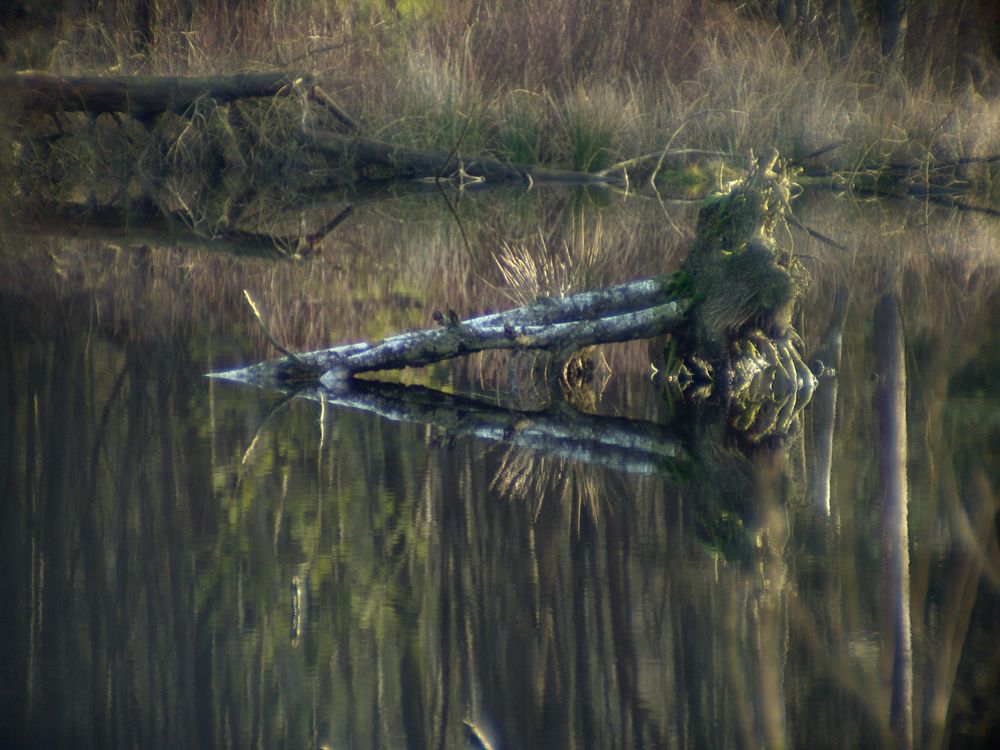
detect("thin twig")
(438, 111), (474, 181)
(243, 290), (308, 365)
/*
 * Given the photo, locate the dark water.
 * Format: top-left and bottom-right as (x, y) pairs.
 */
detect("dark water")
(2, 190), (999, 749)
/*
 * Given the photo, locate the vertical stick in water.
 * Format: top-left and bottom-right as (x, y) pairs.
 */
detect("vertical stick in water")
(809, 286), (849, 516)
(875, 292), (913, 749)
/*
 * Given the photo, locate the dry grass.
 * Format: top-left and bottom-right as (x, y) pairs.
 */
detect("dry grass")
(3, 0), (998, 189)
(3, 0), (1000, 395)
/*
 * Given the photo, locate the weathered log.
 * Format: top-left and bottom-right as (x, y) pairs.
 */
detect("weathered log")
(213, 276), (687, 387)
(1, 71), (356, 129)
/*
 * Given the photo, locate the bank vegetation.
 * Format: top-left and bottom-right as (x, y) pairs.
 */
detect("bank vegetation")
(2, 0), (999, 224)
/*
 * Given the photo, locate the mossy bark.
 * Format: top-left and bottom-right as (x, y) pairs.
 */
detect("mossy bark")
(681, 149), (809, 356)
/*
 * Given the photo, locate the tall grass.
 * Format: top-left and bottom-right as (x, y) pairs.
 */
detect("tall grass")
(3, 0), (998, 189)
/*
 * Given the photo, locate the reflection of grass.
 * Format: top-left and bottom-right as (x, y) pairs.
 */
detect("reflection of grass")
(6, 212), (1000, 747)
(491, 447), (608, 534)
(5, 186), (999, 395)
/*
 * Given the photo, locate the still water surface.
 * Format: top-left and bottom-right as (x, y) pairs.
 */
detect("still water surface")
(1, 190), (999, 748)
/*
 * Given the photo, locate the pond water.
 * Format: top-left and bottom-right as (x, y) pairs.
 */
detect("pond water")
(1, 188), (999, 749)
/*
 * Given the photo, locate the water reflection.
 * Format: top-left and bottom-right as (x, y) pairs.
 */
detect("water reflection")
(1, 192), (1000, 748)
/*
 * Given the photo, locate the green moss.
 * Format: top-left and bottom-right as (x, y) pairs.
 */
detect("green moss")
(653, 162), (721, 196)
(664, 268), (696, 299)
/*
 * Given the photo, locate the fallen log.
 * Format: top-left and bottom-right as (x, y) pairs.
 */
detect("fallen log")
(1, 70), (357, 128)
(215, 276), (688, 387)
(300, 128), (625, 186)
(213, 149), (819, 440)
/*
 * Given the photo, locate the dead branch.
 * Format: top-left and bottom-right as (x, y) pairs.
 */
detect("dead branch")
(212, 276), (685, 386)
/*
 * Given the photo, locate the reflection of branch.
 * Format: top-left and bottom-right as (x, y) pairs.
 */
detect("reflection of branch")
(279, 379), (690, 477)
(925, 471), (999, 748)
(874, 292), (913, 750)
(809, 285), (848, 514)
(238, 393), (297, 469)
(7, 201), (353, 258)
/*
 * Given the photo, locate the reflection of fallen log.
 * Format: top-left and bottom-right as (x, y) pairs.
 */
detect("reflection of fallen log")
(874, 291), (914, 749)
(4, 202), (353, 258)
(290, 379), (690, 476)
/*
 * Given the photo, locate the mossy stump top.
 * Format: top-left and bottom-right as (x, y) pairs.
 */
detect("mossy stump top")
(681, 148), (809, 355)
